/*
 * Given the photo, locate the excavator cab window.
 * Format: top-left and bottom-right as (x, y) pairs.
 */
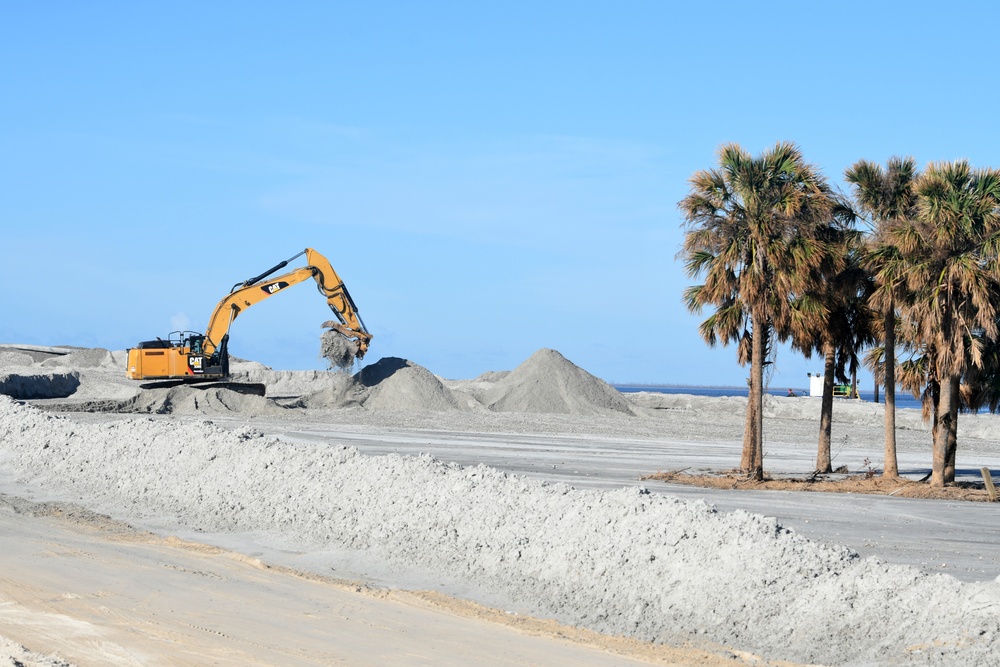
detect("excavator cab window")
(187, 335), (205, 355)
(168, 331), (206, 354)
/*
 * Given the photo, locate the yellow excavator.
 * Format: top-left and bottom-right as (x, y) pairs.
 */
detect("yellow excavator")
(126, 248), (371, 392)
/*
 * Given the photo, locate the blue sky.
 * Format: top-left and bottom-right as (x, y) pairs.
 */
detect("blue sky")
(4, 2), (999, 387)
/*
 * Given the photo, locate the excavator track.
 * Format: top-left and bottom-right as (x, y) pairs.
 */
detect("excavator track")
(138, 380), (267, 397)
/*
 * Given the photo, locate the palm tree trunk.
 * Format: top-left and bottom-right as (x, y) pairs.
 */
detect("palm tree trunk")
(882, 302), (898, 478)
(932, 373), (956, 488)
(742, 390), (755, 470)
(816, 341), (835, 473)
(944, 379), (959, 484)
(742, 314), (765, 480)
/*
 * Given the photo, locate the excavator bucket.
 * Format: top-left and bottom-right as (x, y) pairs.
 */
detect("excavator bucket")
(320, 322), (362, 370)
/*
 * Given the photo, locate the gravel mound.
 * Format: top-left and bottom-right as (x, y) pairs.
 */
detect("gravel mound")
(355, 357), (485, 412)
(0, 395), (997, 666)
(484, 349), (635, 416)
(0, 371), (81, 399)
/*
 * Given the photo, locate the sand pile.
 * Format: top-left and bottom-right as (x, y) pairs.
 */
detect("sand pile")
(298, 372), (364, 410)
(88, 385), (283, 416)
(0, 346), (83, 400)
(232, 369), (354, 398)
(627, 390), (748, 415)
(39, 348), (122, 371)
(483, 349), (635, 416)
(3, 342), (647, 419)
(301, 357), (487, 412)
(0, 346), (139, 404)
(630, 390), (940, 434)
(353, 357), (485, 413)
(0, 344), (75, 364)
(474, 370), (510, 383)
(441, 370), (511, 403)
(0, 371), (81, 400)
(231, 350), (640, 416)
(0, 350), (35, 367)
(0, 395), (997, 665)
(0, 635), (72, 667)
(320, 330), (359, 371)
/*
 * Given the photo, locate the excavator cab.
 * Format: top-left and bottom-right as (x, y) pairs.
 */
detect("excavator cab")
(184, 333), (204, 356)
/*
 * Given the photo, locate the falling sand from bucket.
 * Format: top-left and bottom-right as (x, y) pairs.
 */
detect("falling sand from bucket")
(321, 329), (359, 371)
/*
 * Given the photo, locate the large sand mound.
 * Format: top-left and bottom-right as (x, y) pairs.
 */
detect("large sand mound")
(0, 395), (997, 665)
(484, 349), (635, 416)
(354, 357), (485, 413)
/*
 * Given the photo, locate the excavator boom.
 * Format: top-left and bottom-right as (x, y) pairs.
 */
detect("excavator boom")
(126, 248), (371, 383)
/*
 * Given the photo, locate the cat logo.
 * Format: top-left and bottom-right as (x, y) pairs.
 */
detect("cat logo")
(262, 281), (289, 295)
(189, 356), (203, 370)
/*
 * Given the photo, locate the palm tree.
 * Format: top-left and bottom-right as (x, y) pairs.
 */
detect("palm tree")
(845, 157), (919, 479)
(791, 225), (875, 473)
(680, 142), (835, 480)
(962, 322), (1000, 413)
(894, 161), (1000, 487)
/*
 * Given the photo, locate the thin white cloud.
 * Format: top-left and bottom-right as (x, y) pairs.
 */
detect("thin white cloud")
(170, 313), (192, 333)
(258, 134), (670, 249)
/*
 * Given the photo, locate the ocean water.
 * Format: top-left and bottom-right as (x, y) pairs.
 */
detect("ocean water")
(614, 384), (926, 411)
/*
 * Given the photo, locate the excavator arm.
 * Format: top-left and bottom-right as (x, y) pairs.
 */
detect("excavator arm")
(202, 248), (372, 359)
(126, 248), (371, 383)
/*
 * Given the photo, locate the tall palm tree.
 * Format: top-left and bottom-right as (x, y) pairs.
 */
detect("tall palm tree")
(680, 142), (835, 480)
(894, 161), (1000, 487)
(845, 157), (919, 479)
(790, 225), (874, 473)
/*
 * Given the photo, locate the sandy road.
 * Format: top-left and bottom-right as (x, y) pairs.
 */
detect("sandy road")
(0, 494), (755, 667)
